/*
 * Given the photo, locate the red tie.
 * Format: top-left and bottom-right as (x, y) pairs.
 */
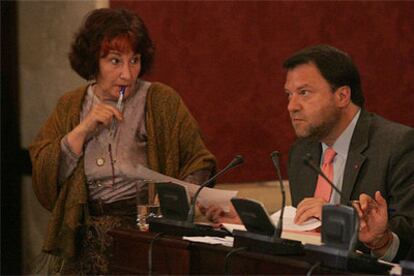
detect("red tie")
(314, 147), (337, 202)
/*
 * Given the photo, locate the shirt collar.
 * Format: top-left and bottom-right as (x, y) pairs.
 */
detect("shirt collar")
(322, 109), (361, 158)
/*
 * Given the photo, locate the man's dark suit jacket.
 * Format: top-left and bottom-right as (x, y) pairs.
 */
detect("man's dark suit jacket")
(288, 109), (414, 261)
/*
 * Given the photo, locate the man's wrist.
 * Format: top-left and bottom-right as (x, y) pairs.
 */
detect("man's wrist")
(365, 229), (393, 251)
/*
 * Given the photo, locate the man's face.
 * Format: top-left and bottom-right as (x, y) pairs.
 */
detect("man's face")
(284, 63), (341, 141)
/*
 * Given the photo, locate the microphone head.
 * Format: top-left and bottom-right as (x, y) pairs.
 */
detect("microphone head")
(270, 151), (280, 159)
(231, 154), (244, 167)
(270, 151), (280, 164)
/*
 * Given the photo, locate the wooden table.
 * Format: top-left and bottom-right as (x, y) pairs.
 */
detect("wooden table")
(109, 228), (321, 275)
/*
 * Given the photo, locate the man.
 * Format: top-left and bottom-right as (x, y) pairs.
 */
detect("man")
(204, 44), (413, 262)
(285, 44), (414, 261)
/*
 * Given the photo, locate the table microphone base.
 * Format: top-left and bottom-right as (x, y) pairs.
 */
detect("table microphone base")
(401, 260), (414, 275)
(148, 217), (229, 237)
(233, 230), (304, 256)
(305, 244), (392, 274)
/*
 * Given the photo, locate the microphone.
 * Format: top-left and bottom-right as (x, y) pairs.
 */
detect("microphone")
(270, 151), (285, 238)
(301, 153), (383, 273)
(148, 154), (243, 238)
(303, 153), (342, 197)
(231, 151), (304, 256)
(187, 154), (244, 223)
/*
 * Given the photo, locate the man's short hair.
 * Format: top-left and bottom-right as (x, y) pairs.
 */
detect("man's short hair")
(283, 44), (365, 107)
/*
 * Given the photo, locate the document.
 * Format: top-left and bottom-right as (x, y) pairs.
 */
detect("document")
(183, 236), (234, 247)
(270, 206), (321, 232)
(221, 222), (321, 245)
(134, 165), (238, 210)
(223, 206), (320, 232)
(222, 206), (322, 245)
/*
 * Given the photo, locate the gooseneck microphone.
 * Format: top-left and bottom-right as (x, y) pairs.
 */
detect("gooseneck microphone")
(231, 151), (304, 256)
(270, 151), (285, 239)
(301, 153), (372, 273)
(149, 154), (243, 238)
(187, 155), (244, 223)
(303, 153), (342, 197)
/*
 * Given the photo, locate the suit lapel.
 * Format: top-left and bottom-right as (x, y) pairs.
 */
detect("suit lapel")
(341, 110), (371, 204)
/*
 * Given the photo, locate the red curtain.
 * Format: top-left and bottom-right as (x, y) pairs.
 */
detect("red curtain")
(111, 1), (414, 183)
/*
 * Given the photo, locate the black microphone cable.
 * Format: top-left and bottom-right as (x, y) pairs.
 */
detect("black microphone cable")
(303, 153), (343, 196)
(148, 232), (165, 276)
(224, 246), (247, 275)
(306, 261), (321, 276)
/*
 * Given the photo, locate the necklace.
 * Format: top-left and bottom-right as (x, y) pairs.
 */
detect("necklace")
(94, 133), (109, 167)
(94, 125), (120, 168)
(89, 89), (121, 173)
(92, 127), (121, 188)
(88, 81), (138, 185)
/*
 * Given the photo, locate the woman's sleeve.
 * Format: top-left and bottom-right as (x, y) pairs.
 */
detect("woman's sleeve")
(145, 82), (217, 181)
(175, 97), (217, 180)
(58, 135), (83, 184)
(29, 98), (71, 211)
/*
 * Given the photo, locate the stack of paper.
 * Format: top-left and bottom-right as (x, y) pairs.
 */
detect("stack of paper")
(222, 206), (322, 245)
(270, 206), (321, 231)
(183, 236), (234, 247)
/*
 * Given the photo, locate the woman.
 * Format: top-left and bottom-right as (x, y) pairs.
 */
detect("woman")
(29, 8), (216, 274)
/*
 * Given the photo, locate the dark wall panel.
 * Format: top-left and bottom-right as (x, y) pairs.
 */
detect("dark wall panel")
(1, 0), (22, 274)
(111, 1), (414, 182)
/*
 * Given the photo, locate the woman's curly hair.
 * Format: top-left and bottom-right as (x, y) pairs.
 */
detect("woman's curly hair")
(69, 8), (155, 80)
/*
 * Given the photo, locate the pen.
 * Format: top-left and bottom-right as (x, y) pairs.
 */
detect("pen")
(109, 86), (126, 136)
(116, 86), (126, 110)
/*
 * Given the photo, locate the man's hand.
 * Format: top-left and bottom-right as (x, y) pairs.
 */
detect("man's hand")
(353, 191), (392, 255)
(294, 197), (327, 224)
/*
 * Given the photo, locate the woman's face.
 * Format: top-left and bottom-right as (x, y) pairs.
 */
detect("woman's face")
(95, 47), (141, 101)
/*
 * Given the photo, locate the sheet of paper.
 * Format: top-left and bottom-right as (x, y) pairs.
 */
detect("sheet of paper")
(183, 236), (234, 247)
(134, 165), (238, 210)
(222, 223), (246, 233)
(270, 206), (321, 231)
(221, 223), (321, 245)
(282, 229), (321, 245)
(222, 206), (320, 234)
(222, 223), (322, 245)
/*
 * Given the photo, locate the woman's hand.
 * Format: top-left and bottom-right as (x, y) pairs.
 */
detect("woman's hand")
(83, 103), (123, 133)
(66, 103), (123, 154)
(199, 203), (242, 224)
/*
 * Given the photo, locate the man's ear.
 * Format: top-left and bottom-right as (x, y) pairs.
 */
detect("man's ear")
(335, 86), (352, 107)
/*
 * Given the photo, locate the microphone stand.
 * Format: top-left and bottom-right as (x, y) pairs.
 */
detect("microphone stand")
(186, 155), (244, 224)
(232, 151), (303, 256)
(148, 155), (244, 237)
(303, 154), (343, 197)
(270, 151), (285, 239)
